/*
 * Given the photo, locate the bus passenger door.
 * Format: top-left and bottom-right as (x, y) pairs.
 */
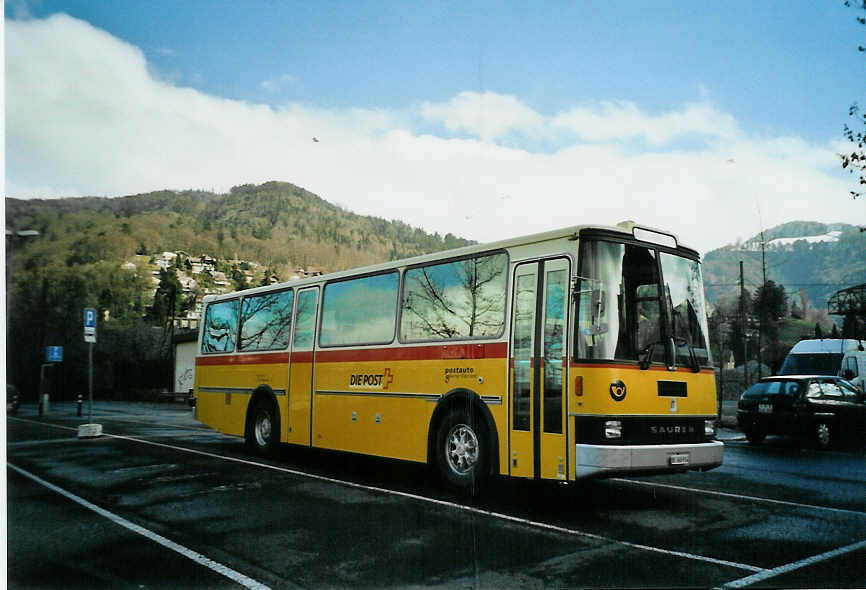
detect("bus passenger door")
(509, 258), (570, 480)
(286, 287), (318, 445)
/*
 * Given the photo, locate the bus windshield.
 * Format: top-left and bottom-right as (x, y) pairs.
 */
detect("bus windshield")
(576, 239), (712, 366)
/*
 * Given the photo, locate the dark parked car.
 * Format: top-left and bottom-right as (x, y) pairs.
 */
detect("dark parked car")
(737, 375), (865, 449)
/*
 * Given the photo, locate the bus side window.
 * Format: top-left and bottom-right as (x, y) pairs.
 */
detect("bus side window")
(401, 252), (508, 341)
(202, 300), (240, 353)
(321, 272), (399, 347)
(239, 289), (294, 352)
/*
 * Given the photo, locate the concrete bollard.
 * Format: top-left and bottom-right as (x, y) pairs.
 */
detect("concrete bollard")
(77, 394), (83, 416)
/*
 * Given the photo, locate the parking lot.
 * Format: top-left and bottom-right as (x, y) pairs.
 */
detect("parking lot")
(6, 401), (866, 589)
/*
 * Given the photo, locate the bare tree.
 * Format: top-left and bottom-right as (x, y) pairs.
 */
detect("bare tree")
(842, 1), (866, 200)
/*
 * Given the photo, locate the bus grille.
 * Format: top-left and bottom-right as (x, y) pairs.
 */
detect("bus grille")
(574, 416), (709, 445)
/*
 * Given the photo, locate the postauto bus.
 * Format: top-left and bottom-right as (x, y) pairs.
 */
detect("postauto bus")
(194, 222), (722, 490)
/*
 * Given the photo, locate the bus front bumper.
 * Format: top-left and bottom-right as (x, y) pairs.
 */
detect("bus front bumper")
(574, 440), (723, 479)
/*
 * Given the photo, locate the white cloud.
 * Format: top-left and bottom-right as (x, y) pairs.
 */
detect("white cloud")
(420, 91), (545, 142)
(6, 14), (864, 254)
(260, 73), (296, 92)
(550, 101), (740, 144)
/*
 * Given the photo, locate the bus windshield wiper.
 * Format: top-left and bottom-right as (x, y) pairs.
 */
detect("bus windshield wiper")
(676, 337), (701, 373)
(639, 342), (657, 370)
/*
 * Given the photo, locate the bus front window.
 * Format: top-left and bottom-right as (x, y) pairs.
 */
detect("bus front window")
(659, 253), (712, 367)
(577, 239), (712, 368)
(577, 240), (662, 362)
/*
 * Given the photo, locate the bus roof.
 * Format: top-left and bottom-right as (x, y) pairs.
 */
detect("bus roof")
(202, 221), (696, 304)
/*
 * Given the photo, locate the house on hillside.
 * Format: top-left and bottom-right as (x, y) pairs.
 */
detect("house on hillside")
(212, 271), (230, 289)
(190, 255), (217, 275)
(156, 251), (177, 270)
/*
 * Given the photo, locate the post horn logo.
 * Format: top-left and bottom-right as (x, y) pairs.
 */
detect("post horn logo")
(609, 380), (627, 402)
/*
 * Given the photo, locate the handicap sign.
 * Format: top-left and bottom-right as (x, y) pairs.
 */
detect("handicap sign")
(45, 346), (63, 363)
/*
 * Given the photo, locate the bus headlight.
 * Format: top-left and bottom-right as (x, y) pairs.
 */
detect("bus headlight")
(705, 420), (716, 437)
(604, 420), (622, 439)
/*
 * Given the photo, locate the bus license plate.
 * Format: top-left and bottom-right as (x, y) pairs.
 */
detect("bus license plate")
(758, 404), (773, 414)
(669, 453), (690, 466)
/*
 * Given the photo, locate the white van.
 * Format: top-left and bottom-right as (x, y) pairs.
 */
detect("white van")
(778, 339), (866, 391)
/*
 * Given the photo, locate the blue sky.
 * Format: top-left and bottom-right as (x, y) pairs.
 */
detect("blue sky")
(5, 1), (866, 252)
(12, 1), (859, 140)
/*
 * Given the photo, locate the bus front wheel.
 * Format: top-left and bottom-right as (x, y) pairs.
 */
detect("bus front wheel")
(246, 398), (279, 455)
(435, 409), (487, 492)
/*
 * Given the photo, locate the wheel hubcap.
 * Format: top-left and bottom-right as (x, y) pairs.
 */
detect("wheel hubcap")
(445, 423), (478, 475)
(816, 423), (830, 447)
(255, 411), (272, 447)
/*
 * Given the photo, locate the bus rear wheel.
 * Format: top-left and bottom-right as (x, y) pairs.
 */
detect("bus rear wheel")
(246, 398), (279, 455)
(435, 410), (487, 492)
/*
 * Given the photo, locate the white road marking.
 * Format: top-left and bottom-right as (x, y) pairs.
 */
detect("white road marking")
(7, 462), (272, 590)
(9, 417), (762, 574)
(720, 538), (866, 589)
(8, 438), (82, 447)
(612, 478), (866, 518)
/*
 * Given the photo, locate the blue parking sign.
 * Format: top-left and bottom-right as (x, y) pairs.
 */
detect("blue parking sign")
(46, 346), (63, 362)
(84, 308), (97, 328)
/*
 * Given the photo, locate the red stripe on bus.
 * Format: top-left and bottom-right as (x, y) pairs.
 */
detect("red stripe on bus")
(196, 352), (289, 366)
(196, 342), (508, 366)
(315, 342), (508, 363)
(292, 351), (314, 363)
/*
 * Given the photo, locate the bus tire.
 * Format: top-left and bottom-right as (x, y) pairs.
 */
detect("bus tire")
(245, 397), (279, 456)
(435, 409), (487, 493)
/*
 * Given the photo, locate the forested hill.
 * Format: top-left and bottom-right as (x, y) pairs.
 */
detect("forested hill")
(702, 221), (866, 310)
(5, 181), (474, 276)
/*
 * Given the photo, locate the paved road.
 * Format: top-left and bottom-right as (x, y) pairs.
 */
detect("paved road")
(6, 402), (866, 589)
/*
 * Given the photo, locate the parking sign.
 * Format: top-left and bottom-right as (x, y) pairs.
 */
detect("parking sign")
(84, 308), (97, 341)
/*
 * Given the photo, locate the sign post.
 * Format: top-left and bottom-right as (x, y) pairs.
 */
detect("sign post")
(41, 346), (64, 413)
(78, 308), (102, 439)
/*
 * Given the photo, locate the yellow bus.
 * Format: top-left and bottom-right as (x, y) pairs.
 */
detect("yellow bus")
(194, 222), (723, 490)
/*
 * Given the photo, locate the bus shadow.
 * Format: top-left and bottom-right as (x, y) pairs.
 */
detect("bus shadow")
(254, 442), (683, 527)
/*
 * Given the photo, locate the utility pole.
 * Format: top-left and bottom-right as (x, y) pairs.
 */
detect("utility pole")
(740, 260), (749, 388)
(757, 230), (767, 380)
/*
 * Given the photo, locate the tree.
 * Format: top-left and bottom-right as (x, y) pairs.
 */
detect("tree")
(727, 288), (753, 366)
(842, 313), (865, 338)
(230, 266), (247, 291)
(841, 1), (866, 199)
(151, 268), (183, 323)
(753, 280), (788, 321)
